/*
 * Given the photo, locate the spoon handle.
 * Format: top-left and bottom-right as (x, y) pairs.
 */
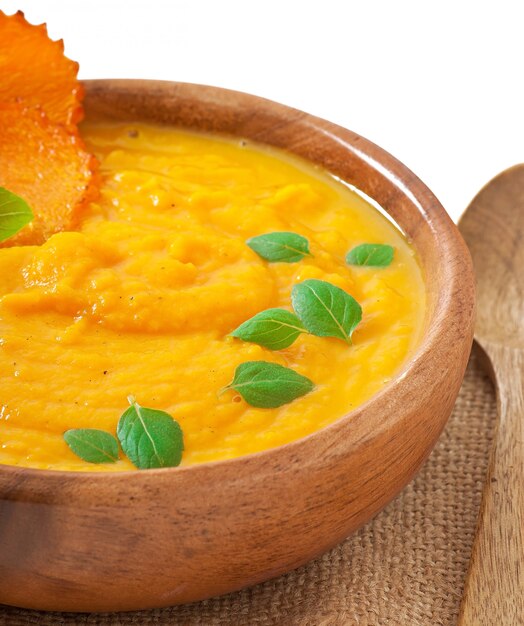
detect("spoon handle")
(458, 344), (524, 624)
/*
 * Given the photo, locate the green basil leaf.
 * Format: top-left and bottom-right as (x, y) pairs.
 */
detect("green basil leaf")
(225, 361), (314, 408)
(231, 308), (305, 350)
(246, 231), (311, 263)
(64, 428), (119, 464)
(346, 243), (394, 267)
(291, 279), (362, 344)
(0, 187), (34, 243)
(117, 396), (184, 469)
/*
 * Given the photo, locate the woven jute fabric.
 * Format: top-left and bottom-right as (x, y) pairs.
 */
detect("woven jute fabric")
(0, 350), (496, 626)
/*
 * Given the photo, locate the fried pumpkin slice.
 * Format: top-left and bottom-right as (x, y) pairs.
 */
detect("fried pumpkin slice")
(0, 102), (97, 246)
(0, 11), (83, 126)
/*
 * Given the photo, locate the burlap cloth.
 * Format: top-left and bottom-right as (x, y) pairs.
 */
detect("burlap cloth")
(0, 348), (496, 626)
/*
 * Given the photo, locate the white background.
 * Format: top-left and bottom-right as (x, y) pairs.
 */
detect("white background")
(3, 0), (524, 223)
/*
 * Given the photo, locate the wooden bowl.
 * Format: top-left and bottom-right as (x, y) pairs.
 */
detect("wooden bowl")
(0, 80), (475, 612)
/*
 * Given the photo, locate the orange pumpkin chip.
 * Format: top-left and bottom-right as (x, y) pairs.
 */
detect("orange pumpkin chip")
(0, 102), (98, 247)
(0, 11), (83, 126)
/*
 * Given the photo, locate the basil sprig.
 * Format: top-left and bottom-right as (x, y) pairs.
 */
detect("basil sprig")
(346, 243), (394, 267)
(0, 187), (34, 242)
(247, 231), (311, 263)
(231, 308), (305, 350)
(64, 397), (184, 468)
(64, 429), (119, 464)
(225, 361), (314, 408)
(291, 279), (362, 344)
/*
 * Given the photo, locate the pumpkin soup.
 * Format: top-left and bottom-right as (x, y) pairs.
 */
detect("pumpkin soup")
(0, 123), (425, 471)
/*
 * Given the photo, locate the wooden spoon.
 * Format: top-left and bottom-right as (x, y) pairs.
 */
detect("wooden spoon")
(458, 165), (524, 624)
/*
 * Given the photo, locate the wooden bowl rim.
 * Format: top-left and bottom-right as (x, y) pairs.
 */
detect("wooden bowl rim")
(0, 80), (474, 490)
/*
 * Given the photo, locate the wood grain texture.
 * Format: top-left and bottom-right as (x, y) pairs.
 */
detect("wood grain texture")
(0, 80), (475, 612)
(458, 166), (524, 625)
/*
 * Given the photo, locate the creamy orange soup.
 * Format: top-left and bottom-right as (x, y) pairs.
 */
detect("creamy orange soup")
(0, 123), (425, 471)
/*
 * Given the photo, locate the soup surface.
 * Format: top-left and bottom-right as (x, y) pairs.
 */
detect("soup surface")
(0, 123), (425, 471)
